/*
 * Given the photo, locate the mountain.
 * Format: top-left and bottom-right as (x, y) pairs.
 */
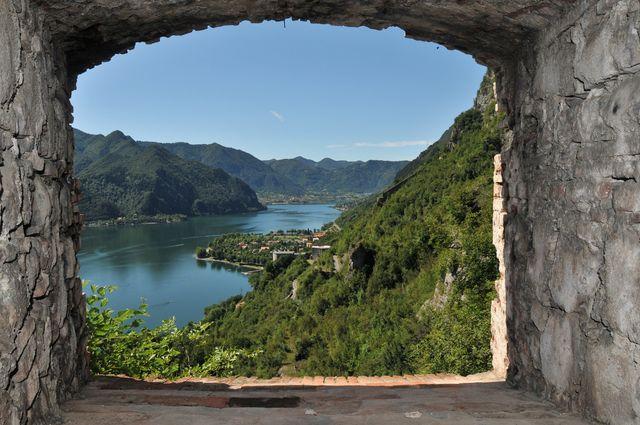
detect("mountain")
(195, 72), (504, 377)
(141, 141), (304, 195)
(265, 157), (409, 194)
(74, 130), (265, 220)
(141, 141), (407, 196)
(316, 158), (352, 171)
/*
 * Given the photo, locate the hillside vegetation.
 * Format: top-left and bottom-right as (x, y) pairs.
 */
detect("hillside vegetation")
(74, 130), (265, 220)
(142, 141), (305, 196)
(199, 73), (503, 376)
(87, 73), (505, 379)
(133, 138), (407, 196)
(77, 130), (410, 202)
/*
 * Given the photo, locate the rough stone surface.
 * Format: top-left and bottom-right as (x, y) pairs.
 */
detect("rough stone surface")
(286, 279), (299, 301)
(0, 1), (88, 425)
(1, 0), (639, 424)
(61, 375), (591, 425)
(418, 272), (455, 316)
(33, 0), (574, 80)
(492, 154), (509, 378)
(503, 1), (640, 423)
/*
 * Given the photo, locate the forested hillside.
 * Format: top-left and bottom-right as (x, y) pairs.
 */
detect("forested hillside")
(74, 130), (265, 220)
(142, 141), (305, 196)
(194, 73), (504, 376)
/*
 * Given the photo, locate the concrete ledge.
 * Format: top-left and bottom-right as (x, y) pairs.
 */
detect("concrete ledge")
(62, 374), (593, 424)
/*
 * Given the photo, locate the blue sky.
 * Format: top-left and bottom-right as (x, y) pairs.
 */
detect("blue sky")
(71, 20), (485, 161)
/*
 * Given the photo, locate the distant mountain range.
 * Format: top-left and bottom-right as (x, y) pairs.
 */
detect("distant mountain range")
(73, 129), (410, 220)
(141, 140), (407, 195)
(140, 141), (305, 196)
(73, 129), (265, 220)
(266, 157), (408, 194)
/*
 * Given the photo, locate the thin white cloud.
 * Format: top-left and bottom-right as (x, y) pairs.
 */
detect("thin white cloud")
(270, 110), (285, 123)
(327, 140), (430, 149)
(355, 140), (430, 148)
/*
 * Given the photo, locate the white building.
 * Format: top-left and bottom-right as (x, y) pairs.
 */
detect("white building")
(311, 245), (331, 261)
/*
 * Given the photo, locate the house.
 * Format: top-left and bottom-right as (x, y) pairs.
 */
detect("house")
(272, 250), (295, 262)
(311, 245), (331, 261)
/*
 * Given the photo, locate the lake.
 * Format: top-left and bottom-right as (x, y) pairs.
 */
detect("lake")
(78, 204), (340, 327)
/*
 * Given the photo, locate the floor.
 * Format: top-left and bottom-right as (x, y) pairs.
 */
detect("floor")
(62, 372), (592, 424)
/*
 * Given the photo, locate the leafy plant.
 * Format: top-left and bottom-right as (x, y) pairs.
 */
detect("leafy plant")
(85, 282), (261, 379)
(191, 347), (263, 377)
(85, 282), (181, 378)
(195, 246), (207, 259)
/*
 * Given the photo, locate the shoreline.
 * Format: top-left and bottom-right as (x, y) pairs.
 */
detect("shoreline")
(85, 203), (342, 228)
(195, 256), (264, 274)
(85, 214), (188, 228)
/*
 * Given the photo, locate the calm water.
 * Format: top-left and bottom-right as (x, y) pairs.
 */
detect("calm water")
(78, 204), (340, 327)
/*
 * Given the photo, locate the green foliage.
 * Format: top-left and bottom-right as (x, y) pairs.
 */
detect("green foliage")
(86, 283), (180, 378)
(194, 73), (504, 377)
(191, 347), (263, 377)
(74, 129), (265, 221)
(85, 282), (261, 379)
(144, 140), (305, 195)
(76, 128), (408, 199)
(409, 301), (492, 375)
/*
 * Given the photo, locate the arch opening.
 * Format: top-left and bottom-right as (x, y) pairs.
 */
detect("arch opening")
(5, 1), (637, 424)
(70, 20), (507, 381)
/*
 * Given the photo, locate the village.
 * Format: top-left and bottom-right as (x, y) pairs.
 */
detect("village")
(195, 229), (333, 267)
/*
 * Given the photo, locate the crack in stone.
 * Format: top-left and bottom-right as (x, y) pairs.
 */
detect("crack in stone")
(609, 175), (637, 182)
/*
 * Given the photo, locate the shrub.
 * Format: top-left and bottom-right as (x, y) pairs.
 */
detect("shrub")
(85, 282), (261, 379)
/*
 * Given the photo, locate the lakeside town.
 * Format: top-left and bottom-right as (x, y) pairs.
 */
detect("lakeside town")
(195, 228), (335, 268)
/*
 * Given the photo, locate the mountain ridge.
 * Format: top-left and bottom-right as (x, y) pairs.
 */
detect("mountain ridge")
(141, 140), (305, 195)
(74, 130), (265, 220)
(265, 156), (408, 194)
(77, 131), (409, 196)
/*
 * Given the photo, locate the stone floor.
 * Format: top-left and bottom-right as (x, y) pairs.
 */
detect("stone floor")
(62, 372), (592, 424)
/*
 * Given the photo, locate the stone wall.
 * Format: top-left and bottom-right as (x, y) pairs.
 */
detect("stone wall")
(491, 154), (509, 378)
(2, 0), (640, 424)
(504, 0), (640, 422)
(0, 1), (87, 424)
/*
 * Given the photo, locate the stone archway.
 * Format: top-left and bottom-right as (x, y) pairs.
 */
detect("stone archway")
(2, 1), (639, 424)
